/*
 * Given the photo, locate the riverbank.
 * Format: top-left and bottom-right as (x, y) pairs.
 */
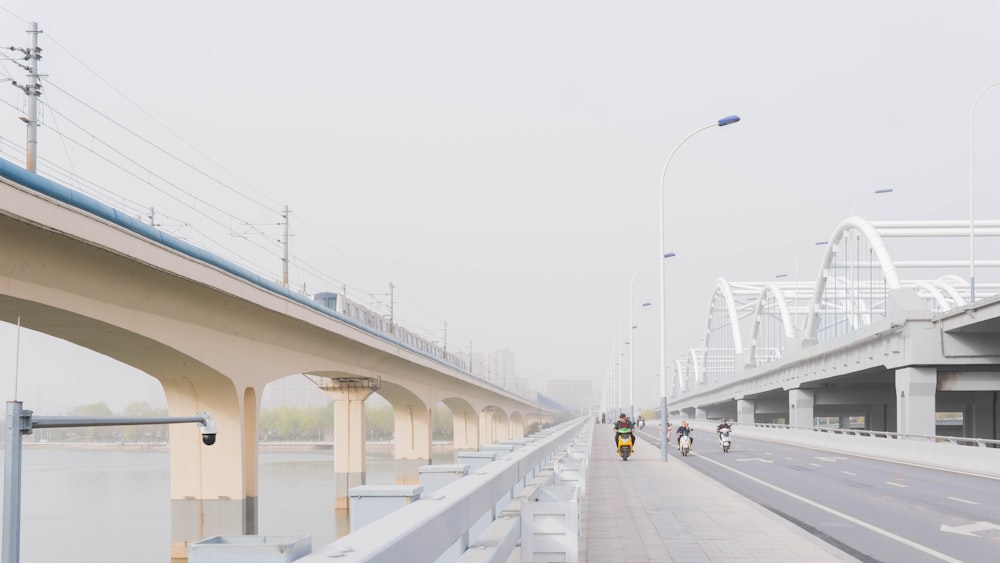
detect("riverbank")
(16, 440), (455, 453)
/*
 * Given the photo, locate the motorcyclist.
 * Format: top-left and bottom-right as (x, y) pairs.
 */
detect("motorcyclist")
(716, 419), (732, 438)
(613, 413), (635, 450)
(675, 420), (693, 448)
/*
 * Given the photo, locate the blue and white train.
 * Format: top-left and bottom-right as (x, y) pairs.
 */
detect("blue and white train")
(313, 292), (468, 371)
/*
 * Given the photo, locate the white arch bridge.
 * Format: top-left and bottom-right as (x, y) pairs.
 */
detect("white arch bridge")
(667, 216), (1000, 441)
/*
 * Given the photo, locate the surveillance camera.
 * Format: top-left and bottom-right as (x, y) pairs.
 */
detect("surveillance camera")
(197, 411), (218, 446)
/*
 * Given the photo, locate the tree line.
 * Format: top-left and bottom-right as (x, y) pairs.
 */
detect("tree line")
(24, 401), (459, 443)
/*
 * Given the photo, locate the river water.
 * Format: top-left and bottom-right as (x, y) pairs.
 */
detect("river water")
(1, 444), (454, 563)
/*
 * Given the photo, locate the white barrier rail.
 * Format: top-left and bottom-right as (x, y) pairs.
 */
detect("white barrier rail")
(299, 418), (591, 562)
(680, 419), (1000, 479)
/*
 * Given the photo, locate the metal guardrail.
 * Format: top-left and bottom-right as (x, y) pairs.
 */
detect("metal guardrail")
(297, 417), (590, 562)
(750, 422), (1000, 448)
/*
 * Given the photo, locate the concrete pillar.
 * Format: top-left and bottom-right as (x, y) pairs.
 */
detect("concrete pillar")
(839, 415), (852, 429)
(494, 412), (511, 441)
(788, 388), (815, 428)
(510, 415), (525, 438)
(866, 401), (895, 432)
(479, 410), (496, 445)
(737, 399), (755, 425)
(972, 391), (998, 440)
(161, 374), (248, 561)
(393, 403), (432, 485)
(895, 367), (937, 436)
(695, 407), (708, 420)
(323, 378), (378, 510)
(452, 408), (479, 451)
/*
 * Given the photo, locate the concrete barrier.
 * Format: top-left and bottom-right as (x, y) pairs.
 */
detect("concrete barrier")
(689, 420), (1000, 478)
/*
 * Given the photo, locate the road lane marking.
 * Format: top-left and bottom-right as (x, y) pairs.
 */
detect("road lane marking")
(809, 463), (821, 467)
(695, 453), (962, 562)
(940, 521), (1000, 537)
(946, 496), (979, 505)
(736, 457), (774, 463)
(886, 481), (907, 488)
(841, 471), (856, 476)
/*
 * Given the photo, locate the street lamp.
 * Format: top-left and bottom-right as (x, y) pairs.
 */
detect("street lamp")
(969, 82), (1000, 303)
(849, 188), (893, 216)
(628, 253), (674, 422)
(658, 114), (740, 462)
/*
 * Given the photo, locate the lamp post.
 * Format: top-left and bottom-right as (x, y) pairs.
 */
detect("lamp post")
(628, 253), (674, 422)
(969, 82), (1000, 303)
(849, 188), (893, 216)
(658, 115), (740, 462)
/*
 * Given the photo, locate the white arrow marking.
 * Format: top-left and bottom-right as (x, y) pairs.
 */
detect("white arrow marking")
(940, 521), (1000, 537)
(736, 457), (774, 463)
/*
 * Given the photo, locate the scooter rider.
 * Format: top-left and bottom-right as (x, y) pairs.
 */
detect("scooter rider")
(613, 413), (635, 450)
(676, 420), (693, 448)
(716, 419), (732, 438)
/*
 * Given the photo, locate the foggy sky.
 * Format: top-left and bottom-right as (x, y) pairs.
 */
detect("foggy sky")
(2, 1), (1000, 414)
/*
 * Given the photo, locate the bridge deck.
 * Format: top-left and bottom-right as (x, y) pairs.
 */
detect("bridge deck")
(580, 423), (857, 562)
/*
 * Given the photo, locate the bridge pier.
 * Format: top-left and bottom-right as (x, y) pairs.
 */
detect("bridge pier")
(322, 377), (379, 510)
(737, 399), (755, 424)
(788, 388), (815, 427)
(160, 375), (253, 561)
(450, 406), (480, 451)
(971, 391), (999, 440)
(393, 403), (433, 485)
(895, 367), (936, 435)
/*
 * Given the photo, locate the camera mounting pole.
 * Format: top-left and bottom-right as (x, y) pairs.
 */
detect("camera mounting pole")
(2, 400), (216, 563)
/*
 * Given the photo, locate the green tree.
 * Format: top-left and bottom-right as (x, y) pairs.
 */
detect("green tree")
(68, 402), (114, 442)
(122, 401), (168, 443)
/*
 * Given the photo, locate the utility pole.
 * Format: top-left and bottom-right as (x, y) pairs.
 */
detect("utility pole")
(8, 22), (43, 172)
(388, 282), (395, 329)
(281, 206), (290, 288)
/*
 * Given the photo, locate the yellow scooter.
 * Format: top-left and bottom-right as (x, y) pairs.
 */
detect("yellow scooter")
(616, 427), (634, 461)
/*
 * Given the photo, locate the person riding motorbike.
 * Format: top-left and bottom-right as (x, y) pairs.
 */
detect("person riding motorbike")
(675, 420), (693, 448)
(716, 419), (732, 439)
(613, 413), (635, 451)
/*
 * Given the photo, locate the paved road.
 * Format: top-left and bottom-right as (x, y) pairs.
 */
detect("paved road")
(581, 423), (858, 562)
(666, 430), (1000, 562)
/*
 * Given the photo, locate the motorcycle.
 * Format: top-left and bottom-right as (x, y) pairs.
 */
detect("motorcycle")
(616, 428), (633, 461)
(679, 433), (692, 456)
(719, 427), (732, 453)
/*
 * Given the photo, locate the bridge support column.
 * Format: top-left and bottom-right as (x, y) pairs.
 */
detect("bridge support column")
(972, 391), (998, 440)
(695, 407), (708, 420)
(788, 389), (815, 428)
(479, 410), (496, 445)
(452, 409), (480, 451)
(323, 378), (379, 510)
(394, 403), (432, 485)
(895, 367), (936, 436)
(162, 376), (250, 561)
(737, 399), (755, 424)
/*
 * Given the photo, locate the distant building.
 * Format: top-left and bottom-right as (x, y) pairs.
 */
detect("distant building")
(545, 379), (595, 415)
(487, 349), (516, 390)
